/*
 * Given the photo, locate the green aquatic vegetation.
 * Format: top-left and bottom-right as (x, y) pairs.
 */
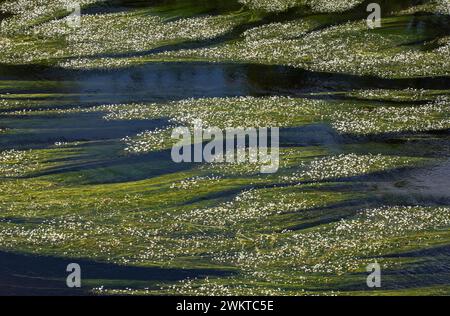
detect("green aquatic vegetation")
(282, 153), (420, 183)
(345, 89), (450, 102)
(21, 96), (325, 154)
(94, 204), (450, 295)
(0, 120), (447, 295)
(324, 94), (450, 135)
(122, 127), (177, 154)
(398, 0), (450, 15)
(242, 18), (321, 41)
(1, 0), (449, 297)
(0, 147), (83, 178)
(105, 97), (323, 128)
(157, 18), (450, 78)
(1, 3), (252, 66)
(0, 143), (419, 267)
(164, 205), (449, 296)
(0, 149), (42, 177)
(170, 175), (224, 190)
(328, 98), (450, 135)
(197, 147), (309, 177)
(44, 11), (243, 54)
(0, 0), (103, 35)
(14, 95), (449, 155)
(1, 0), (449, 78)
(238, 0), (364, 13)
(107, 96), (448, 150)
(169, 185), (355, 228)
(0, 34), (66, 65)
(238, 0), (299, 12)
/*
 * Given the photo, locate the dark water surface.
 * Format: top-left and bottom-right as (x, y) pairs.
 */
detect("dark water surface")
(0, 251), (234, 296)
(2, 63), (450, 104)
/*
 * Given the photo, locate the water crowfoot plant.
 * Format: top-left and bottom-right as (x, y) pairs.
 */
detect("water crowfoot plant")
(1, 0), (449, 297)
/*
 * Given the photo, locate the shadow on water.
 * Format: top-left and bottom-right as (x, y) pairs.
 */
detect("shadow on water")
(83, 0), (243, 17)
(78, 0), (450, 62)
(30, 148), (194, 185)
(2, 63), (450, 105)
(0, 113), (167, 149)
(335, 243), (450, 292)
(0, 251), (235, 296)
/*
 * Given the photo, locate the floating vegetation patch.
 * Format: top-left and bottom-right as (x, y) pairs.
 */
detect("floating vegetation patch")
(330, 97), (450, 135)
(239, 0), (364, 13)
(345, 88), (449, 102)
(104, 97), (322, 128)
(157, 18), (450, 78)
(1, 0), (450, 297)
(0, 149), (42, 177)
(399, 0), (450, 15)
(0, 0), (103, 34)
(282, 153), (420, 182)
(1, 2), (251, 66)
(93, 205), (450, 295)
(12, 94), (449, 155)
(122, 126), (177, 154)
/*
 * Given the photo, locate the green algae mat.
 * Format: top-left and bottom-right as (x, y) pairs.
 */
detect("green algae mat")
(0, 0), (449, 296)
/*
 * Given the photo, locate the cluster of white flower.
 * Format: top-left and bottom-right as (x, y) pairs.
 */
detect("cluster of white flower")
(329, 98), (450, 135)
(396, 1), (450, 15)
(283, 154), (414, 182)
(54, 141), (81, 147)
(0, 2), (242, 67)
(170, 176), (223, 190)
(0, 223), (76, 247)
(242, 20), (319, 41)
(102, 103), (171, 121)
(105, 96), (324, 155)
(35, 12), (239, 55)
(164, 276), (289, 296)
(100, 96), (323, 128)
(198, 147), (277, 176)
(159, 20), (450, 78)
(435, 0), (450, 14)
(0, 0), (103, 34)
(172, 187), (320, 227)
(238, 0), (299, 12)
(0, 99), (21, 109)
(37, 94), (448, 158)
(0, 149), (41, 177)
(347, 88), (433, 102)
(305, 0), (363, 12)
(238, 0), (364, 13)
(58, 57), (142, 69)
(217, 205), (450, 276)
(122, 127), (176, 154)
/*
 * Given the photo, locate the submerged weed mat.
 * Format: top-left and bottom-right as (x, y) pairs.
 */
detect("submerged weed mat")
(0, 0), (450, 296)
(1, 0), (449, 78)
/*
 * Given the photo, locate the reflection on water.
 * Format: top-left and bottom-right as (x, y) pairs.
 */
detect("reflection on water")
(2, 63), (450, 105)
(376, 158), (450, 204)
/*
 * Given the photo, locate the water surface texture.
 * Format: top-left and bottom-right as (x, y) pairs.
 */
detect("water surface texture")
(0, 0), (449, 295)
